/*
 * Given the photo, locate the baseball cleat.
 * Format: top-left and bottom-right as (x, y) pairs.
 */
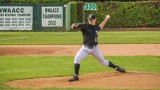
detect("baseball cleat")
(115, 66), (126, 73)
(68, 75), (79, 82)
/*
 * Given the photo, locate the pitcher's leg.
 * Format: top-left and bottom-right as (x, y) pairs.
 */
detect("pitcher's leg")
(92, 50), (117, 68)
(91, 47), (126, 73)
(69, 46), (89, 82)
(74, 46), (88, 76)
(74, 46), (88, 64)
(91, 47), (111, 67)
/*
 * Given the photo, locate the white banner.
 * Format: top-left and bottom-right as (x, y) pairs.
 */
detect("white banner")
(0, 6), (33, 30)
(41, 6), (63, 27)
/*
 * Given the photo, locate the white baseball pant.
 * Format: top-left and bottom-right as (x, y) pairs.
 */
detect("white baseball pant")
(74, 45), (109, 66)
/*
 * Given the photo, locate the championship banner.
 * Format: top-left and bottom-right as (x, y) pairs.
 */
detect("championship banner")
(41, 6), (63, 27)
(0, 6), (33, 30)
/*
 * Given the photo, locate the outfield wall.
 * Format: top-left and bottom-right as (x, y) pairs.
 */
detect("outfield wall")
(0, 4), (65, 31)
(0, 1), (159, 31)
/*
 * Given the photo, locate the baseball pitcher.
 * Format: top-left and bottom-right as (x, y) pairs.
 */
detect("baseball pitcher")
(69, 14), (126, 82)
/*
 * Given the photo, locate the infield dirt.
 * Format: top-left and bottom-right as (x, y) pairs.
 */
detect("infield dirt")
(0, 44), (160, 56)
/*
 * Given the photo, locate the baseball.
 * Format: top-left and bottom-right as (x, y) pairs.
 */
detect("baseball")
(106, 15), (110, 19)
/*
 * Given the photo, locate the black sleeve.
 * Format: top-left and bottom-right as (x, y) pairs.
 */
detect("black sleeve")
(76, 23), (86, 30)
(96, 25), (101, 31)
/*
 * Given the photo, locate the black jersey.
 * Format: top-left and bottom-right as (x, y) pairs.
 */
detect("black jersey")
(77, 23), (101, 46)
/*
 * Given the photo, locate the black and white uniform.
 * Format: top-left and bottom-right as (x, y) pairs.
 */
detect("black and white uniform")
(74, 23), (109, 67)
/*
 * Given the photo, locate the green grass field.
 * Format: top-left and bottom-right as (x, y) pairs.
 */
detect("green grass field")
(0, 56), (160, 90)
(0, 31), (160, 90)
(0, 31), (160, 45)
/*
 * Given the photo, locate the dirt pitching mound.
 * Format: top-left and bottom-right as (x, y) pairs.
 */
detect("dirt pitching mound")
(6, 72), (160, 89)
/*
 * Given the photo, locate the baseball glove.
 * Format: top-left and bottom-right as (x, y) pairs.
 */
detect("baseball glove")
(71, 23), (78, 29)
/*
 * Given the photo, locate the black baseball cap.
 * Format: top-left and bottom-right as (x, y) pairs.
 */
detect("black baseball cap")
(88, 14), (96, 20)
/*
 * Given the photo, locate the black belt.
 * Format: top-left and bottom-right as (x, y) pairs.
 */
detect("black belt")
(84, 45), (97, 49)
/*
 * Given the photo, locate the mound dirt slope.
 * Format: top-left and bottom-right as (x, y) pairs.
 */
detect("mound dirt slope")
(6, 72), (160, 89)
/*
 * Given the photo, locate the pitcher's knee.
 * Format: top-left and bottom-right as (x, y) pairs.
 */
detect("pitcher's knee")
(74, 57), (81, 64)
(99, 60), (109, 66)
(74, 60), (81, 64)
